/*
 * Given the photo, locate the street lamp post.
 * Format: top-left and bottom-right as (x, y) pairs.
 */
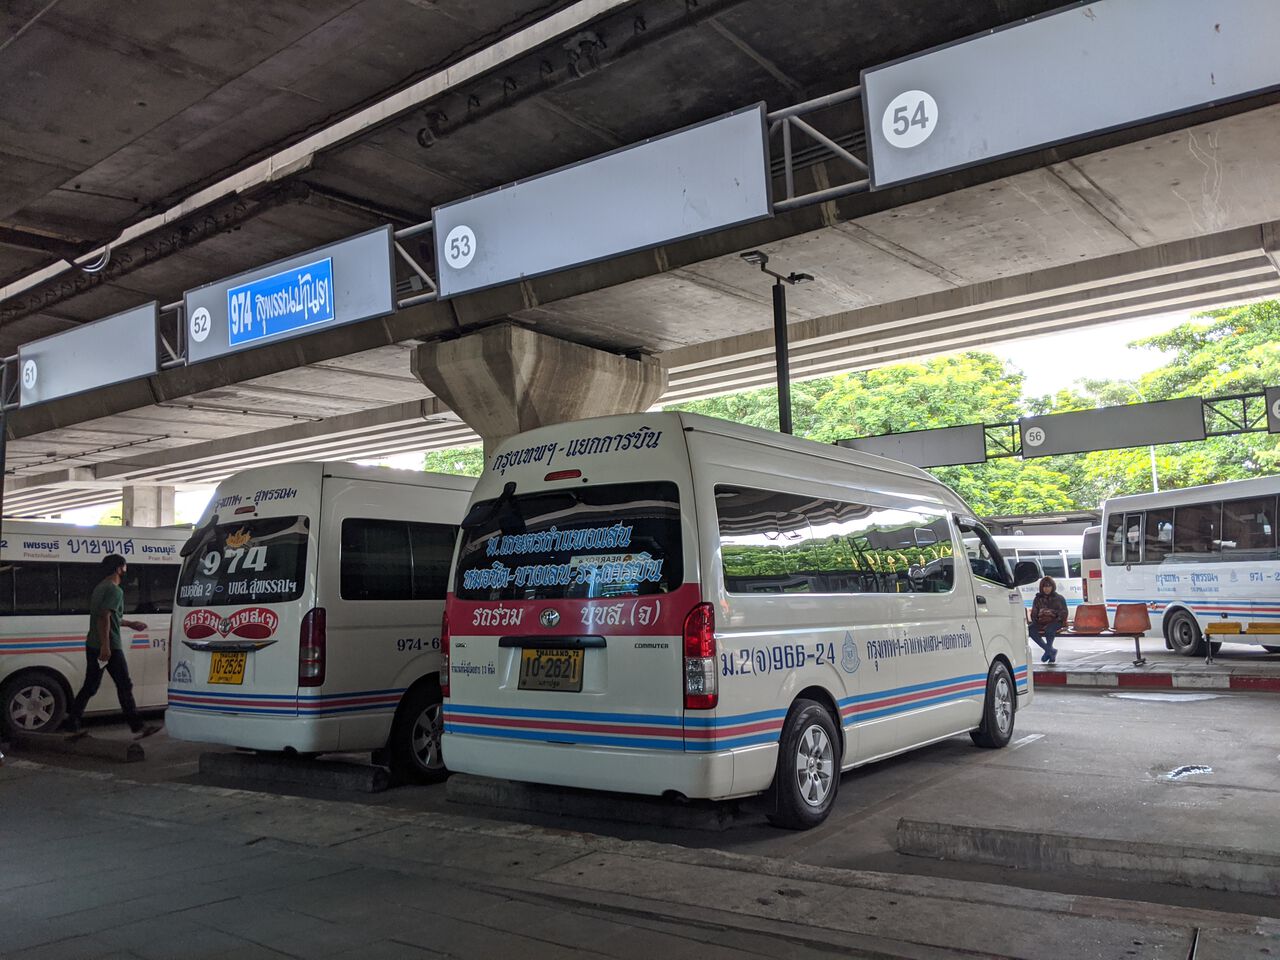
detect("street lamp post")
(1118, 383), (1159, 493)
(740, 251), (813, 435)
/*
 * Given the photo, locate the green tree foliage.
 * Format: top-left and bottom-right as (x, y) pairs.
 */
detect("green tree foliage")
(669, 300), (1280, 515)
(422, 445), (484, 477)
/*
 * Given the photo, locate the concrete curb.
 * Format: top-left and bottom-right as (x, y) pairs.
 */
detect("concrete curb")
(198, 751), (389, 793)
(896, 818), (1280, 896)
(1034, 669), (1280, 691)
(10, 730), (144, 762)
(446, 773), (756, 831)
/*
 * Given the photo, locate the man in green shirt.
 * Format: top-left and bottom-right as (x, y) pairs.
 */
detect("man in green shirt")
(62, 554), (161, 739)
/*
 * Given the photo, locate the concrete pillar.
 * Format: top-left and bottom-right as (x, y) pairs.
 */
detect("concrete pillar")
(411, 323), (667, 456)
(121, 485), (175, 527)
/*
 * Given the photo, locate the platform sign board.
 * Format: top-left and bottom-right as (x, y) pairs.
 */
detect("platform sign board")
(838, 424), (987, 469)
(1019, 398), (1205, 459)
(18, 302), (158, 406)
(862, 0), (1280, 189)
(433, 104), (772, 298)
(1267, 387), (1280, 434)
(184, 225), (393, 364)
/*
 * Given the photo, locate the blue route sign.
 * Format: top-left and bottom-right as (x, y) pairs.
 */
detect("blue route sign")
(227, 257), (335, 347)
(183, 225), (393, 364)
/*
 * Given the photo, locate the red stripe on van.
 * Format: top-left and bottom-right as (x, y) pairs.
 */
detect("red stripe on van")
(447, 582), (703, 638)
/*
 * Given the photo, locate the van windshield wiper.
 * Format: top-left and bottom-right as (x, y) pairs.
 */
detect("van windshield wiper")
(180, 514), (219, 558)
(461, 481), (520, 531)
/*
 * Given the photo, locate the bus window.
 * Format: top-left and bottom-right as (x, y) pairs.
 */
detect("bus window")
(1123, 513), (1143, 564)
(1145, 509), (1173, 563)
(1174, 502), (1221, 557)
(1221, 497), (1277, 559)
(1019, 549), (1065, 579)
(1105, 514), (1124, 564)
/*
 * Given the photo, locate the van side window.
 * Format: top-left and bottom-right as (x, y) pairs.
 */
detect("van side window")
(13, 562), (59, 616)
(341, 519), (458, 601)
(716, 485), (955, 595)
(410, 523), (457, 600)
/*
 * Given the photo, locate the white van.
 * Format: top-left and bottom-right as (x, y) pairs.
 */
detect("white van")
(0, 520), (185, 734)
(165, 462), (474, 781)
(442, 413), (1036, 828)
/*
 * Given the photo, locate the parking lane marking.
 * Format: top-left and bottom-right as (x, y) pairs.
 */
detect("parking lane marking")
(1012, 733), (1044, 749)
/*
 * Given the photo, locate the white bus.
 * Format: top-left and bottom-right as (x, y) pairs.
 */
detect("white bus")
(993, 535), (1085, 612)
(0, 520), (186, 734)
(1081, 525), (1103, 604)
(165, 462), (474, 781)
(442, 412), (1035, 829)
(1100, 476), (1280, 655)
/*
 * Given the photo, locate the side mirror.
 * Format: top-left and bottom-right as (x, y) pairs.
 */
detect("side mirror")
(1012, 561), (1041, 587)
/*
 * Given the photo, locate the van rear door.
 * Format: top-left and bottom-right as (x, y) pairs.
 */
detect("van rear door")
(447, 480), (695, 749)
(170, 514), (311, 719)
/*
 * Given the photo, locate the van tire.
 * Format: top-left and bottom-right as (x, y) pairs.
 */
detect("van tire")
(1166, 611), (1203, 657)
(2, 669), (67, 734)
(388, 681), (447, 785)
(971, 661), (1015, 749)
(766, 699), (840, 830)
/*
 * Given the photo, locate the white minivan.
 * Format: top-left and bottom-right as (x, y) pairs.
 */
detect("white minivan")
(442, 412), (1036, 828)
(165, 462), (474, 781)
(0, 521), (186, 734)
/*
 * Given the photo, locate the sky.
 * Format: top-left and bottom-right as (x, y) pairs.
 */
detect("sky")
(987, 310), (1188, 396)
(52, 309), (1196, 527)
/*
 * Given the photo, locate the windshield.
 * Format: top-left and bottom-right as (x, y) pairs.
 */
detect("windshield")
(454, 482), (683, 602)
(177, 516), (309, 607)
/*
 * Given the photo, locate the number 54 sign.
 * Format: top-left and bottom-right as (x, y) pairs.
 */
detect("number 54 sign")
(881, 90), (938, 150)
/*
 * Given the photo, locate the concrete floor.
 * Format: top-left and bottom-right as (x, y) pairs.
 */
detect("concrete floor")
(12, 687), (1280, 920)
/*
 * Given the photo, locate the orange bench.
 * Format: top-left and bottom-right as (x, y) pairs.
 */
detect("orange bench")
(1058, 603), (1152, 666)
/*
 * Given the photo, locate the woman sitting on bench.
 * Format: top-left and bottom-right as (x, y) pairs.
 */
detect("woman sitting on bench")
(1029, 576), (1069, 664)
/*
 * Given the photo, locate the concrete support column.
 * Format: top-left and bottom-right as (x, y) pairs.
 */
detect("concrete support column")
(121, 485), (175, 527)
(411, 323), (667, 456)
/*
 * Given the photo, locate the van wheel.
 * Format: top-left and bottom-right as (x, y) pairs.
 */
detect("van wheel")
(766, 699), (839, 830)
(2, 670), (67, 734)
(971, 661), (1015, 749)
(1166, 611), (1203, 657)
(388, 681), (446, 784)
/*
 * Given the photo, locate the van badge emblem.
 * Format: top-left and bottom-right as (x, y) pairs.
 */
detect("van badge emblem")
(840, 631), (861, 674)
(540, 609), (560, 628)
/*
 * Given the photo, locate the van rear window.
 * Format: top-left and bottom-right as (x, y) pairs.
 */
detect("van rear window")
(454, 482), (683, 601)
(177, 516), (309, 607)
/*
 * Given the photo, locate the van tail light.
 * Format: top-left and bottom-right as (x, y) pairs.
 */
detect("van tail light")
(298, 608), (326, 687)
(439, 609), (451, 698)
(683, 602), (717, 710)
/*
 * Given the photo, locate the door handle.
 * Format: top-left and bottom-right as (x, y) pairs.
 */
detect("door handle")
(975, 595), (987, 605)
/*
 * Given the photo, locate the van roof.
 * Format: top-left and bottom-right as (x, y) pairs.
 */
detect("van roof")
(1106, 474), (1280, 510)
(1, 519), (191, 539)
(212, 460), (476, 493)
(676, 411), (939, 484)
(319, 460), (477, 492)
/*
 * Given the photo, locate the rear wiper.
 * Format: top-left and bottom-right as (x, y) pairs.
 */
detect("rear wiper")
(180, 514), (219, 558)
(461, 482), (517, 530)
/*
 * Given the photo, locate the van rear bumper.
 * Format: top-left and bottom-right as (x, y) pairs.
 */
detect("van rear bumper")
(442, 730), (738, 799)
(166, 707), (342, 754)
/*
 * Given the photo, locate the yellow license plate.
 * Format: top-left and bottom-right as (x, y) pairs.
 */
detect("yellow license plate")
(208, 651), (247, 685)
(518, 648), (584, 692)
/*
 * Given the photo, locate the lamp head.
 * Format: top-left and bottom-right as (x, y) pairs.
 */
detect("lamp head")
(739, 250), (768, 267)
